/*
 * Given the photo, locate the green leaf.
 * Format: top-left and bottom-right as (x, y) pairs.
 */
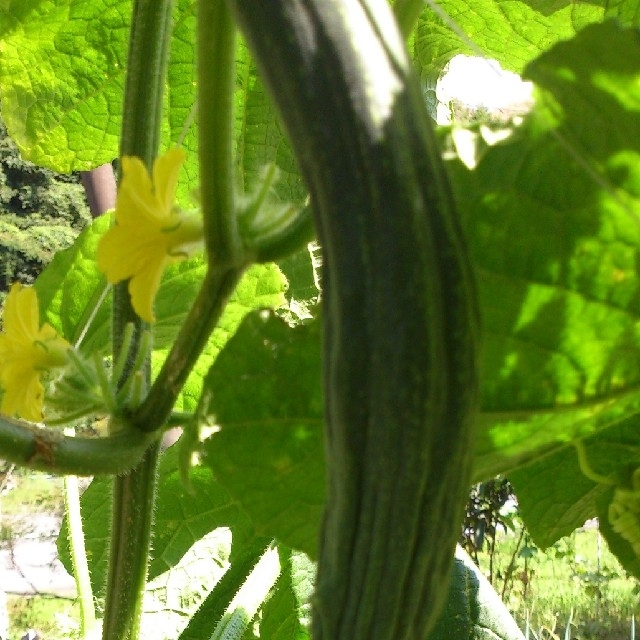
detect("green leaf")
(427, 547), (524, 640)
(412, 0), (639, 76)
(202, 311), (325, 559)
(508, 443), (607, 547)
(0, 0), (199, 178)
(0, 0), (129, 171)
(442, 22), (640, 480)
(234, 38), (318, 308)
(142, 529), (231, 638)
(597, 486), (640, 580)
(153, 261), (288, 413)
(258, 547), (313, 640)
(35, 215), (111, 348)
(177, 536), (273, 640)
(510, 416), (640, 556)
(58, 444), (255, 598)
(234, 38), (306, 205)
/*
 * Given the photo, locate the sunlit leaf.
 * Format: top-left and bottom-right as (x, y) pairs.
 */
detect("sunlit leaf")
(202, 311), (324, 559)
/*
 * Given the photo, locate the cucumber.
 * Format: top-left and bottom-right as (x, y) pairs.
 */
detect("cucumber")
(227, 1), (480, 638)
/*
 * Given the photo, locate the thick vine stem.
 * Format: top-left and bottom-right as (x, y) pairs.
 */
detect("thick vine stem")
(103, 0), (175, 638)
(229, 1), (480, 638)
(0, 416), (155, 476)
(102, 441), (162, 640)
(120, 0), (174, 167)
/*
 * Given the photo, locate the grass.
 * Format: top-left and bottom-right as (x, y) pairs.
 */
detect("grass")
(7, 595), (80, 640)
(1, 468), (65, 518)
(477, 524), (640, 639)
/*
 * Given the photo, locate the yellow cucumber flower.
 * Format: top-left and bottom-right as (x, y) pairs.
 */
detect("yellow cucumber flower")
(97, 148), (204, 322)
(0, 284), (71, 422)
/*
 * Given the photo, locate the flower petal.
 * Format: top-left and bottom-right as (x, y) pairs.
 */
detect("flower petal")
(0, 366), (44, 422)
(97, 221), (166, 284)
(153, 148), (185, 213)
(0, 285), (70, 421)
(96, 148), (198, 323)
(117, 156), (162, 224)
(3, 284), (40, 345)
(128, 257), (168, 323)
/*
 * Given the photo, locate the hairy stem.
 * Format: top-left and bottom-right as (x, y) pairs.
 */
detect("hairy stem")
(63, 458), (96, 637)
(102, 0), (175, 638)
(0, 416), (154, 475)
(102, 441), (162, 640)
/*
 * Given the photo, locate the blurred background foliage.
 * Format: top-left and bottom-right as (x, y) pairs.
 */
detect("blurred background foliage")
(0, 113), (91, 302)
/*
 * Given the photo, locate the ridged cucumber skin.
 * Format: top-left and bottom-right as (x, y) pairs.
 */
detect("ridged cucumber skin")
(227, 1), (480, 638)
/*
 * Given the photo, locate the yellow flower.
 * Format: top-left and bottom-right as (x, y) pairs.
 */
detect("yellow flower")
(0, 284), (71, 422)
(97, 148), (204, 323)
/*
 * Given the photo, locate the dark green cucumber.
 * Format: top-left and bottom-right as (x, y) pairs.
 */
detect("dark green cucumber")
(227, 1), (480, 638)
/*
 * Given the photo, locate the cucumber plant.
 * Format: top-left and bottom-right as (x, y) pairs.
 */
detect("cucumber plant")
(0, 0), (638, 639)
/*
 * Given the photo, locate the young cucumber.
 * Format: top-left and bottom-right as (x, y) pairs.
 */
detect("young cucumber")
(228, 1), (480, 638)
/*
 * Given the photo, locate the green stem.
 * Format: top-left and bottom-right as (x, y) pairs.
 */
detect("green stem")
(103, 0), (175, 638)
(133, 267), (244, 432)
(574, 441), (615, 486)
(393, 0), (424, 38)
(102, 441), (162, 640)
(113, 0), (174, 362)
(120, 0), (174, 167)
(198, 0), (241, 267)
(63, 464), (96, 637)
(0, 416), (155, 475)
(131, 1), (244, 432)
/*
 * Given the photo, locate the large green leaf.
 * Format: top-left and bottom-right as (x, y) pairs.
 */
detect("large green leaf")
(153, 261), (288, 413)
(445, 21), (640, 480)
(0, 2), (308, 195)
(0, 0), (197, 175)
(428, 547), (524, 640)
(202, 311), (324, 559)
(412, 0), (640, 76)
(512, 430), (640, 579)
(465, 21), (640, 576)
(0, 0), (127, 170)
(510, 414), (640, 570)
